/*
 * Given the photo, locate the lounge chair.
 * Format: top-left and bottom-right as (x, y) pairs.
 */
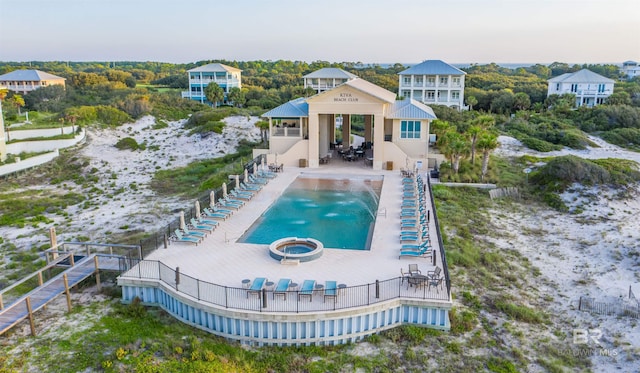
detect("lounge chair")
(257, 170), (277, 178)
(297, 280), (315, 302)
(230, 189), (253, 200)
(273, 278), (292, 300)
(202, 207), (229, 220)
(323, 281), (337, 303)
(241, 182), (261, 191)
(399, 247), (432, 259)
(172, 230), (200, 245)
(249, 174), (269, 184)
(181, 227), (206, 238)
(247, 277), (267, 298)
(196, 215), (220, 226)
(401, 241), (430, 251)
(189, 218), (215, 232)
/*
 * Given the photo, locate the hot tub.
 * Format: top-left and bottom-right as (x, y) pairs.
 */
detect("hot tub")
(269, 237), (324, 263)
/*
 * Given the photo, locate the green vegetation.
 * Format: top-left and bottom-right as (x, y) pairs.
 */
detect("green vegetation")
(150, 140), (257, 196)
(114, 137), (144, 151)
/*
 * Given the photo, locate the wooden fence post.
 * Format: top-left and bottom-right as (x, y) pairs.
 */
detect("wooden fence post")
(94, 256), (101, 292)
(25, 297), (36, 336)
(63, 274), (72, 312)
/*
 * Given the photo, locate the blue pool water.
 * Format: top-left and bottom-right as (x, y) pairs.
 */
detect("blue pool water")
(240, 175), (382, 250)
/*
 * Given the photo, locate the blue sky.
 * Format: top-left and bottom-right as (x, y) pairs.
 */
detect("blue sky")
(1, 0), (638, 64)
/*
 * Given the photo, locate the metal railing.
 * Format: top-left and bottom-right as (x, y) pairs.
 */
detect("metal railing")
(121, 259), (450, 313)
(138, 155), (267, 258)
(427, 176), (452, 297)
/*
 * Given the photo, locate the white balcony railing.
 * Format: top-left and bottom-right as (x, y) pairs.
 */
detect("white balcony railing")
(271, 127), (301, 137)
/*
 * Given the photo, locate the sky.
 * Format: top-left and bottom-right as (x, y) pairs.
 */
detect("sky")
(0, 0), (638, 65)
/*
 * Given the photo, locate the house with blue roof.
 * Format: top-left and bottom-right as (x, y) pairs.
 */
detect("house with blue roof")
(398, 60), (466, 110)
(0, 70), (66, 95)
(182, 63), (242, 104)
(547, 69), (615, 108)
(259, 70), (440, 171)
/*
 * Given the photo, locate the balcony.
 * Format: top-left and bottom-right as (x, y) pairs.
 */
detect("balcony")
(271, 127), (301, 137)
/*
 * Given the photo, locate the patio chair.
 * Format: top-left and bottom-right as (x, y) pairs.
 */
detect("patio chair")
(400, 268), (409, 285)
(246, 277), (267, 298)
(427, 276), (444, 293)
(249, 174), (269, 184)
(427, 267), (442, 280)
(408, 264), (421, 276)
(222, 196), (245, 207)
(324, 281), (337, 303)
(297, 280), (316, 302)
(273, 278), (292, 300)
(172, 230), (200, 245)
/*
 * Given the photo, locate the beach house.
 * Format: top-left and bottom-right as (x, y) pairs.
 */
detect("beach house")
(547, 69), (615, 108)
(0, 70), (66, 95)
(182, 63), (242, 105)
(397, 60), (466, 110)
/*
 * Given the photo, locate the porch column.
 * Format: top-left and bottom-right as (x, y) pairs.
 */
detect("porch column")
(308, 112), (320, 168)
(364, 115), (372, 145)
(328, 114), (335, 146)
(372, 114), (384, 171)
(342, 115), (350, 148)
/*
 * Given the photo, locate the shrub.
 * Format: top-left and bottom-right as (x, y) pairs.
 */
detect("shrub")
(115, 137), (141, 151)
(520, 136), (562, 152)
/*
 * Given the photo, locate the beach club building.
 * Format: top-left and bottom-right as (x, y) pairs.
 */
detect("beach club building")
(258, 69), (441, 171)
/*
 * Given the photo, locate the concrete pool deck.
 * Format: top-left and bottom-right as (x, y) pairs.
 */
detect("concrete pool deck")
(144, 164), (445, 291)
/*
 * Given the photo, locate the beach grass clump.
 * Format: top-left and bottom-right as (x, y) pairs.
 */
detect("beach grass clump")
(529, 155), (640, 210)
(114, 137), (144, 151)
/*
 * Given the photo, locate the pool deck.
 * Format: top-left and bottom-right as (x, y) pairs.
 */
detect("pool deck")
(144, 162), (447, 297)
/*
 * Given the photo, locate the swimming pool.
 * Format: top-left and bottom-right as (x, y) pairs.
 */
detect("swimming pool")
(240, 174), (383, 250)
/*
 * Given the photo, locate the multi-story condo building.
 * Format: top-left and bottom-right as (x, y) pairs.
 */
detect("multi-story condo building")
(182, 63), (242, 104)
(547, 69), (615, 108)
(398, 60), (466, 110)
(0, 70), (66, 95)
(621, 61), (640, 80)
(303, 68), (358, 93)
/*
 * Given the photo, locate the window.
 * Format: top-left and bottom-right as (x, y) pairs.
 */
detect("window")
(571, 84), (578, 93)
(439, 77), (448, 85)
(451, 91), (460, 100)
(400, 120), (421, 139)
(556, 83), (560, 91)
(402, 90), (411, 98)
(427, 77), (435, 86)
(415, 76), (423, 85)
(427, 91), (435, 100)
(598, 84), (605, 93)
(452, 77), (460, 85)
(403, 76), (411, 85)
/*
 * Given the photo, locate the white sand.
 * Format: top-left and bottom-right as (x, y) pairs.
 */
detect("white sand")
(0, 115), (261, 247)
(491, 135), (640, 368)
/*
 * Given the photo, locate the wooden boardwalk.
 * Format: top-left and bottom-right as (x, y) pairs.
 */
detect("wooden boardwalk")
(0, 254), (123, 336)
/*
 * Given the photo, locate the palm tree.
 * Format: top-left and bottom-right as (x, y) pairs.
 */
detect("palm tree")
(441, 131), (469, 174)
(477, 133), (499, 181)
(465, 95), (478, 111)
(468, 115), (495, 165)
(204, 82), (224, 108)
(254, 120), (269, 143)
